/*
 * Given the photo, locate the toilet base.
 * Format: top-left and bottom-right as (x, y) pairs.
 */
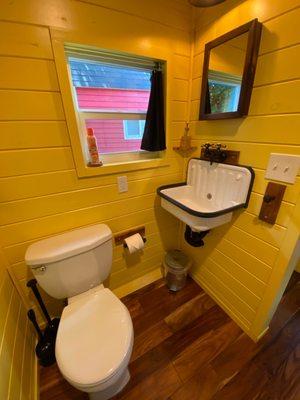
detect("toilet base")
(88, 368), (130, 400)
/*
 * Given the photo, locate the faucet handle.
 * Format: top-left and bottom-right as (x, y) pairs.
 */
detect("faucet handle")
(215, 143), (226, 150)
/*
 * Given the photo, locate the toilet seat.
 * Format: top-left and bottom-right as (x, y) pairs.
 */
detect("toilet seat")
(55, 288), (133, 390)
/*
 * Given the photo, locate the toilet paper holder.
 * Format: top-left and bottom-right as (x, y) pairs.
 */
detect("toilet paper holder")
(114, 226), (147, 248)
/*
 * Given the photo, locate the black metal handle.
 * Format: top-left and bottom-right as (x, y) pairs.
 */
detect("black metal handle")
(27, 279), (52, 325)
(263, 194), (276, 203)
(27, 309), (44, 340)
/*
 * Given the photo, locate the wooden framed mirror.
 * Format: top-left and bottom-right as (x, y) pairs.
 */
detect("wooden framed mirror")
(199, 19), (262, 120)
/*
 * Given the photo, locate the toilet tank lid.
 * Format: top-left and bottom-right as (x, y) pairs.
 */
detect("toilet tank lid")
(25, 224), (112, 266)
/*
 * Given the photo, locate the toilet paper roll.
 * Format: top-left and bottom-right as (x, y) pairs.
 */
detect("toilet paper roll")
(124, 233), (145, 254)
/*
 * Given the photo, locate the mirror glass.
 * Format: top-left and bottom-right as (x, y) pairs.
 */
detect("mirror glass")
(206, 32), (248, 114)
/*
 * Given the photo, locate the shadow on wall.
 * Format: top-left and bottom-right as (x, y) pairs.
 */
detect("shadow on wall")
(193, 118), (244, 139)
(154, 195), (181, 249)
(259, 25), (280, 56)
(122, 250), (143, 268)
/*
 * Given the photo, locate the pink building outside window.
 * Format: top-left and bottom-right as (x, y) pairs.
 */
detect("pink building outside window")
(69, 59), (151, 154)
(76, 87), (150, 153)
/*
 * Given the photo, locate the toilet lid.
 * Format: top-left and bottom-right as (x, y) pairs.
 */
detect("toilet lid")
(55, 288), (133, 388)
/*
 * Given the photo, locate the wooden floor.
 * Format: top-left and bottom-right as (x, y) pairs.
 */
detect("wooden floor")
(40, 273), (300, 400)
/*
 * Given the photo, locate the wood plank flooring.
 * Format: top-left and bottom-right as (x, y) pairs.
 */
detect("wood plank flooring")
(40, 273), (300, 400)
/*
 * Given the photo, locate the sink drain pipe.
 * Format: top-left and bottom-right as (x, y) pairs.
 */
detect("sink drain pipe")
(184, 225), (209, 247)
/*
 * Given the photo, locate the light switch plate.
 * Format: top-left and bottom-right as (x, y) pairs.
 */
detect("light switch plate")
(117, 176), (128, 193)
(265, 153), (300, 184)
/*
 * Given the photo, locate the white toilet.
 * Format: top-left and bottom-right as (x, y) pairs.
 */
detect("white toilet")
(25, 224), (134, 400)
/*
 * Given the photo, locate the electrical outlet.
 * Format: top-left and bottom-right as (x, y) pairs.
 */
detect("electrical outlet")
(265, 153), (300, 184)
(117, 176), (128, 193)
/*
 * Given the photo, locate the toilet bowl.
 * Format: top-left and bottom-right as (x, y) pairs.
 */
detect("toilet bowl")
(56, 286), (133, 399)
(25, 224), (134, 399)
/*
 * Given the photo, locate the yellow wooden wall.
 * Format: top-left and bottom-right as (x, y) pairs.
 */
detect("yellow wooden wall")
(183, 0), (300, 340)
(0, 0), (192, 322)
(1, 0), (298, 347)
(0, 248), (37, 400)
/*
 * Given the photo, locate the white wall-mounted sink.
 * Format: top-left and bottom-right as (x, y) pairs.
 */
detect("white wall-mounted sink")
(157, 158), (254, 232)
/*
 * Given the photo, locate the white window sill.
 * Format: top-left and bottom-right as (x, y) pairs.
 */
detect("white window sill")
(77, 153), (169, 177)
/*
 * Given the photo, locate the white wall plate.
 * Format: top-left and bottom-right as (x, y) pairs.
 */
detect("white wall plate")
(117, 176), (128, 193)
(265, 153), (300, 184)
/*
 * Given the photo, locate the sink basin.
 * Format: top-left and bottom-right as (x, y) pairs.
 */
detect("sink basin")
(157, 158), (254, 232)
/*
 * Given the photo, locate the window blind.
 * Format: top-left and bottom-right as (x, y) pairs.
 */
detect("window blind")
(65, 43), (159, 71)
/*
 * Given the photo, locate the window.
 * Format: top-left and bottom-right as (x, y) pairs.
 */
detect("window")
(208, 70), (241, 113)
(66, 48), (155, 158)
(52, 41), (168, 177)
(123, 120), (146, 140)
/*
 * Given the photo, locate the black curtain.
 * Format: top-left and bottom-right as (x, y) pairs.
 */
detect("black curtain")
(140, 69), (166, 151)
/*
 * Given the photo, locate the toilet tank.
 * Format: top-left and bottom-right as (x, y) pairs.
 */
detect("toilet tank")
(25, 224), (113, 299)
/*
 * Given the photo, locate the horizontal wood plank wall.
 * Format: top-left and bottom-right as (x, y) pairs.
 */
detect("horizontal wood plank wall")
(0, 0), (192, 324)
(0, 249), (36, 400)
(184, 0), (300, 340)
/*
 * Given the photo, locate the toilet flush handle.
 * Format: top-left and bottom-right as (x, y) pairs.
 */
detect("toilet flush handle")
(31, 265), (47, 272)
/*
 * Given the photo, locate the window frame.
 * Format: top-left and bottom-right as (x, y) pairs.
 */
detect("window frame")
(51, 39), (168, 178)
(123, 120), (145, 140)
